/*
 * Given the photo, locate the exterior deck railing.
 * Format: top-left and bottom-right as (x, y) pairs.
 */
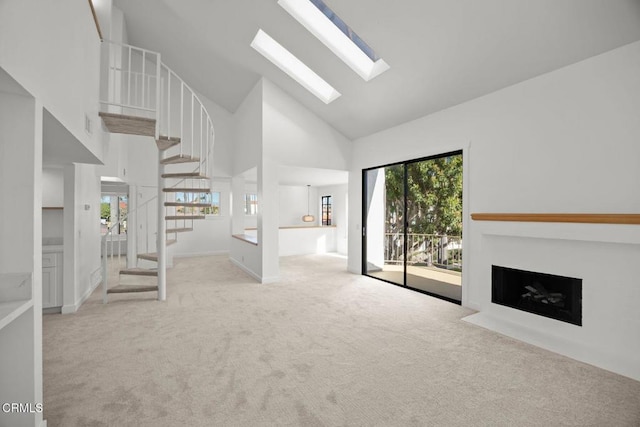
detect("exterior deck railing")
(384, 233), (462, 270)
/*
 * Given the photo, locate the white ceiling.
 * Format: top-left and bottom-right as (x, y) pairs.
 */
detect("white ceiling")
(240, 165), (347, 186)
(114, 0), (640, 140)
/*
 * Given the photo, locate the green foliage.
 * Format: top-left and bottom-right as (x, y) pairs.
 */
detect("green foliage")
(100, 202), (110, 220)
(385, 155), (462, 236)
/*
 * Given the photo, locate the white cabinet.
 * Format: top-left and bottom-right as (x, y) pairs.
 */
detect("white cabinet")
(42, 249), (63, 309)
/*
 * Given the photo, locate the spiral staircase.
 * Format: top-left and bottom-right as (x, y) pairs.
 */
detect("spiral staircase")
(98, 41), (215, 302)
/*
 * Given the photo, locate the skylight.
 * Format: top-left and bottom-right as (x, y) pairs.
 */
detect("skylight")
(250, 29), (341, 104)
(278, 0), (390, 81)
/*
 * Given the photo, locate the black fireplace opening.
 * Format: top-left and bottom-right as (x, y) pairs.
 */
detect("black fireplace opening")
(492, 265), (582, 326)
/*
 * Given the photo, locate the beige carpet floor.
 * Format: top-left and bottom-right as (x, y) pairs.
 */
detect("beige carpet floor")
(43, 254), (640, 426)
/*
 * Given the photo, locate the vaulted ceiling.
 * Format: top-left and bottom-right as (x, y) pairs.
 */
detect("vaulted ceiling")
(114, 0), (640, 140)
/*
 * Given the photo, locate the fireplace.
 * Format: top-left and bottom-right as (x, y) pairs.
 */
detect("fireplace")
(492, 265), (582, 326)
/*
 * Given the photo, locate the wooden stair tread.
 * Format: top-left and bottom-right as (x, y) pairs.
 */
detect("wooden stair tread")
(156, 136), (181, 151)
(119, 268), (158, 277)
(160, 154), (200, 165)
(99, 112), (156, 137)
(162, 172), (209, 179)
(165, 215), (205, 220)
(107, 285), (158, 294)
(137, 253), (158, 261)
(167, 227), (193, 233)
(164, 202), (211, 208)
(163, 188), (211, 193)
(166, 239), (177, 246)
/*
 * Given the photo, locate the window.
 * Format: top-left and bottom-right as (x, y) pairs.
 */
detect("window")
(322, 195), (332, 226)
(173, 191), (221, 216)
(245, 193), (258, 215)
(278, 0), (389, 81)
(250, 29), (341, 104)
(100, 194), (127, 235)
(204, 192), (221, 216)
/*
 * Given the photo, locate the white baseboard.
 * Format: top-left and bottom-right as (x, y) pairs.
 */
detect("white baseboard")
(61, 304), (77, 314)
(62, 268), (102, 314)
(229, 257), (261, 282)
(261, 276), (280, 284)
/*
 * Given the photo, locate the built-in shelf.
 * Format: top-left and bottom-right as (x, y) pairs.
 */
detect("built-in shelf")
(0, 272), (33, 332)
(43, 206), (64, 210)
(0, 299), (34, 332)
(232, 234), (258, 246)
(470, 213), (640, 225)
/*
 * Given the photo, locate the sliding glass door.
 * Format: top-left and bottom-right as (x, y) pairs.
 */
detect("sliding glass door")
(364, 164), (404, 286)
(363, 151), (463, 303)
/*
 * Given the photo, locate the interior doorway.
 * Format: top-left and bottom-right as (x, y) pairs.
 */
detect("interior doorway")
(362, 151), (463, 303)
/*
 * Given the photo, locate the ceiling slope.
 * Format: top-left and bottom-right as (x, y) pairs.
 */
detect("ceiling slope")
(114, 0), (640, 140)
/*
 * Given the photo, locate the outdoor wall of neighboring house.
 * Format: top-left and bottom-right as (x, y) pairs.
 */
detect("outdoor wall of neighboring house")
(348, 40), (640, 381)
(0, 0), (106, 163)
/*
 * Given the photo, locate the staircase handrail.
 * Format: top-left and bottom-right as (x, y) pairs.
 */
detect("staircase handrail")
(159, 62), (215, 179)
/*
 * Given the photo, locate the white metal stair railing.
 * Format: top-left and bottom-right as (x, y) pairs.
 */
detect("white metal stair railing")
(101, 194), (158, 304)
(100, 41), (161, 119)
(99, 40), (216, 302)
(101, 176), (211, 304)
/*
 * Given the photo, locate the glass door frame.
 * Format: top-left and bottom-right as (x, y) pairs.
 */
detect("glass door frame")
(361, 150), (463, 304)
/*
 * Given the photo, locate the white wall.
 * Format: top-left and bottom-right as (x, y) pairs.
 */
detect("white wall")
(0, 0), (106, 163)
(63, 164), (102, 314)
(42, 167), (64, 207)
(278, 185), (319, 227)
(198, 93), (235, 178)
(171, 179), (231, 257)
(317, 184), (348, 255)
(261, 78), (351, 281)
(349, 41), (640, 380)
(42, 167), (65, 240)
(233, 80), (262, 176)
(96, 133), (128, 181)
(262, 79), (350, 170)
(0, 81), (43, 427)
(279, 228), (337, 257)
(230, 81), (262, 277)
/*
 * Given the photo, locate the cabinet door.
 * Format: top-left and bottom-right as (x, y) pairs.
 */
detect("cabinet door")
(42, 267), (57, 308)
(56, 254), (63, 306)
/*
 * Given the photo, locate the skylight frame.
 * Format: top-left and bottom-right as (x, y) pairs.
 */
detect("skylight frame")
(278, 0), (390, 81)
(250, 29), (341, 104)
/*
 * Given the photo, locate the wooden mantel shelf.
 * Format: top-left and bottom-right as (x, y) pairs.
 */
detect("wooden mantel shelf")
(470, 213), (640, 225)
